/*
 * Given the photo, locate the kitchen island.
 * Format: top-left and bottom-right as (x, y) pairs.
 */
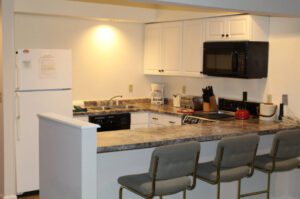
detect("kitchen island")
(39, 114), (300, 199)
(96, 119), (300, 199)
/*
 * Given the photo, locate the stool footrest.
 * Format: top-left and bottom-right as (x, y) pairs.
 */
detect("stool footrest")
(240, 190), (268, 197)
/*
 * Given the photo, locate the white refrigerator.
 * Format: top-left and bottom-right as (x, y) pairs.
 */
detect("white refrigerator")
(15, 49), (73, 194)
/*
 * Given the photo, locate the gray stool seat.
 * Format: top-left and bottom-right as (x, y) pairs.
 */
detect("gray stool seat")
(197, 162), (250, 182)
(118, 173), (191, 196)
(118, 141), (200, 199)
(196, 134), (260, 199)
(255, 154), (300, 172)
(243, 129), (300, 199)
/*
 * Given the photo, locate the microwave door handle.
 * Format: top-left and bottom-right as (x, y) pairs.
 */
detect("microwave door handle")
(232, 52), (239, 72)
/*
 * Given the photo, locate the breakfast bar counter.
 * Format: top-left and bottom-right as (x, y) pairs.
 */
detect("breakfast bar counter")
(97, 119), (300, 153)
(39, 114), (300, 199)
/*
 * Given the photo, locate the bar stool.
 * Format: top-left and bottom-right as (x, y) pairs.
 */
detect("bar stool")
(118, 141), (200, 199)
(242, 129), (300, 199)
(196, 134), (259, 199)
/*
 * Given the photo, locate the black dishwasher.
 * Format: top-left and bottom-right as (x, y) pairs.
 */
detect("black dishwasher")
(89, 113), (131, 132)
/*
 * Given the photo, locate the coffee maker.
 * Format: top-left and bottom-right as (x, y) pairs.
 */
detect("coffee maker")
(151, 83), (164, 105)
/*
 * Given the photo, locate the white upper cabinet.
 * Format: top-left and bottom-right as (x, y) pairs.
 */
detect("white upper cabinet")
(144, 22), (182, 75)
(182, 20), (204, 77)
(205, 18), (226, 41)
(205, 15), (269, 41)
(144, 23), (162, 74)
(162, 22), (182, 75)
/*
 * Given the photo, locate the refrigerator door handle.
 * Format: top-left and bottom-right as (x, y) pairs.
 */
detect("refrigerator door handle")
(15, 93), (21, 141)
(16, 59), (20, 90)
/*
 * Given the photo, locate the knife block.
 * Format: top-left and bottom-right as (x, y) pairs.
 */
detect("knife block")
(203, 102), (210, 112)
(209, 96), (218, 112)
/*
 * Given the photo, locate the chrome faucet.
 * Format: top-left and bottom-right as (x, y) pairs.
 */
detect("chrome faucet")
(108, 95), (123, 106)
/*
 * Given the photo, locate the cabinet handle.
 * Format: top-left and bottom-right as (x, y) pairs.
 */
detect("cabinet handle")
(152, 117), (158, 120)
(200, 71), (203, 74)
(226, 34), (229, 37)
(221, 34), (225, 38)
(161, 69), (164, 72)
(169, 121), (176, 124)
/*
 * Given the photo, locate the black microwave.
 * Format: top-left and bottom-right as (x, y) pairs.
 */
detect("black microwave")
(203, 41), (269, 78)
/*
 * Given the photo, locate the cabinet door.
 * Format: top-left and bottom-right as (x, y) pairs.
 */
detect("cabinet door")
(182, 20), (204, 77)
(130, 112), (149, 129)
(144, 24), (162, 74)
(162, 22), (182, 75)
(205, 18), (226, 41)
(226, 15), (250, 40)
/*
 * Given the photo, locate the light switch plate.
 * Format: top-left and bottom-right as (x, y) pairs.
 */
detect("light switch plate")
(129, 84), (133, 93)
(282, 94), (288, 105)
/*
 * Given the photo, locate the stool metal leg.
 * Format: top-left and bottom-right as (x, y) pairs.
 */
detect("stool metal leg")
(183, 190), (186, 199)
(267, 173), (271, 199)
(119, 186), (124, 199)
(217, 183), (221, 199)
(237, 180), (241, 199)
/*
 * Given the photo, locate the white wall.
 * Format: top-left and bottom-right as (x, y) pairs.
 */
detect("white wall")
(266, 17), (300, 118)
(0, 0), (4, 197)
(1, 0), (16, 198)
(162, 76), (267, 102)
(15, 14), (161, 101)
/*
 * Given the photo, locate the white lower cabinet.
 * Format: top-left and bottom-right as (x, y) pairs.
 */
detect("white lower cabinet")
(130, 112), (149, 129)
(149, 113), (182, 127)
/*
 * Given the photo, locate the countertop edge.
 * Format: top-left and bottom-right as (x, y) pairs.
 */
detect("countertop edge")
(97, 126), (300, 153)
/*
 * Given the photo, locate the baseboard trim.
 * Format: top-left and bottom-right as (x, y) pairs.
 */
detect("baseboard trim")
(2, 195), (17, 199)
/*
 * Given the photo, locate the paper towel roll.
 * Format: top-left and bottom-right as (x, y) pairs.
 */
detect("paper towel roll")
(259, 103), (277, 121)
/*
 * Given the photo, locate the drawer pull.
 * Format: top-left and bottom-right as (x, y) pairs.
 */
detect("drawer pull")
(169, 121), (176, 124)
(152, 117), (158, 120)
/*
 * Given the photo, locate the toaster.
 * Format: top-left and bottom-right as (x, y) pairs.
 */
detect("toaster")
(180, 95), (203, 110)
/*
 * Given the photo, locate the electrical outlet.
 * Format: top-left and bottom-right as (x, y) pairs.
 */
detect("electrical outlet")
(282, 94), (288, 105)
(128, 84), (133, 93)
(182, 85), (186, 94)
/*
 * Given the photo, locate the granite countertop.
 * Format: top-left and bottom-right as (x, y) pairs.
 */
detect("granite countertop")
(73, 102), (186, 117)
(97, 119), (300, 153)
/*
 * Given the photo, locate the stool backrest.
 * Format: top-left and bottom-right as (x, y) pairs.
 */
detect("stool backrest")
(214, 134), (259, 168)
(271, 129), (300, 159)
(148, 141), (200, 180)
